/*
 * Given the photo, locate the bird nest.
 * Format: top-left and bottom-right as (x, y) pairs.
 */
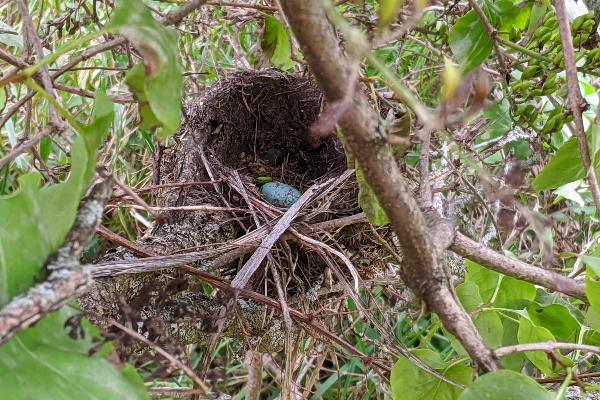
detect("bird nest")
(83, 69), (404, 353)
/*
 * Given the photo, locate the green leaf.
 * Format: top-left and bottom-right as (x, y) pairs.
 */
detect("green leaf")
(483, 99), (512, 138)
(583, 255), (600, 275)
(464, 260), (499, 303)
(449, 10), (493, 74)
(109, 0), (182, 137)
(532, 124), (600, 191)
(379, 0), (403, 27)
(459, 370), (552, 400)
(39, 137), (52, 163)
(0, 94), (111, 306)
(474, 310), (504, 348)
(517, 317), (568, 376)
(356, 167), (389, 226)
(391, 349), (472, 400)
(0, 308), (148, 400)
(528, 3), (547, 36)
(260, 16), (295, 70)
(586, 268), (600, 315)
(0, 87), (6, 112)
(456, 281), (483, 312)
(528, 303), (580, 341)
(499, 318), (527, 371)
(494, 275), (536, 309)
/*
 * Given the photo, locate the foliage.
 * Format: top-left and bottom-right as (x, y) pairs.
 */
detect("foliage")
(0, 0), (599, 398)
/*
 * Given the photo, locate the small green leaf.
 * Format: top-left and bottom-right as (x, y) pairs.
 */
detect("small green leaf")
(0, 308), (149, 400)
(261, 16), (295, 70)
(391, 349), (472, 400)
(0, 87), (6, 112)
(109, 0), (182, 137)
(356, 168), (389, 226)
(474, 310), (504, 348)
(459, 370), (553, 400)
(449, 11), (493, 74)
(528, 3), (547, 36)
(39, 137), (52, 163)
(483, 99), (512, 138)
(533, 123), (600, 191)
(586, 268), (600, 315)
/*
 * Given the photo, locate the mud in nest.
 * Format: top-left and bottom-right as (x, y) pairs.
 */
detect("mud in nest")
(183, 69), (347, 186)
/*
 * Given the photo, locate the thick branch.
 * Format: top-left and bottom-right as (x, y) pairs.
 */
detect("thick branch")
(279, 0), (497, 372)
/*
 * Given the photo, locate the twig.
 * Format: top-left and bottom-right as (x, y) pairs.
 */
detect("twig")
(494, 342), (600, 358)
(230, 176), (335, 289)
(0, 127), (51, 170)
(552, 0), (600, 212)
(0, 173), (112, 345)
(159, 0), (208, 25)
(110, 319), (209, 394)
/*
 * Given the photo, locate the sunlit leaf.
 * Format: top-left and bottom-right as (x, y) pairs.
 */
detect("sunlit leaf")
(449, 11), (493, 74)
(260, 16), (295, 70)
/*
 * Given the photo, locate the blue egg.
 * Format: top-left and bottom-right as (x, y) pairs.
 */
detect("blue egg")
(260, 182), (302, 208)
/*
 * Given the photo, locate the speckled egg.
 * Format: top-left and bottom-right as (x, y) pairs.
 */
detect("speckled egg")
(260, 182), (302, 208)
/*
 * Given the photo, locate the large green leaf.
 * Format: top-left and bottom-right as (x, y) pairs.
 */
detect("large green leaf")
(0, 93), (112, 307)
(391, 349), (472, 400)
(260, 16), (295, 70)
(449, 10), (493, 74)
(109, 0), (182, 137)
(459, 370), (552, 400)
(532, 123), (600, 191)
(0, 308), (148, 400)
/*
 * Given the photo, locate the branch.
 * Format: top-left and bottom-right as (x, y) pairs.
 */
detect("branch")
(0, 173), (112, 345)
(494, 342), (600, 358)
(552, 0), (600, 211)
(279, 0), (497, 372)
(450, 232), (587, 301)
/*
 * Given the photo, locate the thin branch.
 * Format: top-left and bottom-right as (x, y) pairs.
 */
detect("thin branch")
(0, 127), (51, 170)
(110, 319), (209, 394)
(552, 0), (600, 211)
(159, 0), (209, 25)
(494, 342), (600, 358)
